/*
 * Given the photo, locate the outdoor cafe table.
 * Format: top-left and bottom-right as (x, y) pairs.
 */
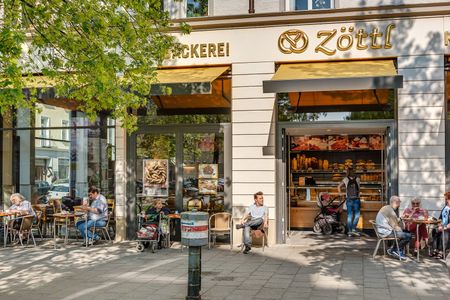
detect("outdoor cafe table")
(53, 212), (86, 249)
(0, 212), (15, 247)
(403, 218), (441, 261)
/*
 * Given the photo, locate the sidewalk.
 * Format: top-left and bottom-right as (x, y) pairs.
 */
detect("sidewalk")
(0, 232), (448, 300)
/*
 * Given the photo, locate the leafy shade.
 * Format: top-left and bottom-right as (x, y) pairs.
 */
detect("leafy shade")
(0, 0), (189, 131)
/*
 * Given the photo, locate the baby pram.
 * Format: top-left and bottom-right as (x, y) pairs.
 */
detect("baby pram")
(135, 213), (169, 252)
(313, 192), (346, 235)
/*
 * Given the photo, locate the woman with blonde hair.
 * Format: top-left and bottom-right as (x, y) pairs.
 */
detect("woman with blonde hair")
(402, 197), (429, 252)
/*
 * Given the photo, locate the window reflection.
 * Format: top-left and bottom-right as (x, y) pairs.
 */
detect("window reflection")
(1, 105), (115, 207)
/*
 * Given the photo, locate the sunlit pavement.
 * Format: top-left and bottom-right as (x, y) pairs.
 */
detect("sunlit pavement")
(0, 233), (449, 300)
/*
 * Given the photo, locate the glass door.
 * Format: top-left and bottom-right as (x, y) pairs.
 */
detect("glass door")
(135, 133), (176, 213)
(182, 132), (225, 212)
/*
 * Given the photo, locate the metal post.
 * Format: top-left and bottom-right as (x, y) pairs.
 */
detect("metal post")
(186, 246), (201, 300)
(248, 0), (255, 13)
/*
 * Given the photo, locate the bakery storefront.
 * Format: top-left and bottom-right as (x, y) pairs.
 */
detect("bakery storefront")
(113, 6), (450, 244)
(264, 60), (401, 234)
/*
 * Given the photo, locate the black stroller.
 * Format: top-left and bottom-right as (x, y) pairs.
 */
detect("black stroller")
(313, 192), (346, 235)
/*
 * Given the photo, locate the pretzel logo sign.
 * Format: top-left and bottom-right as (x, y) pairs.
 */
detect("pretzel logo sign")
(278, 29), (309, 54)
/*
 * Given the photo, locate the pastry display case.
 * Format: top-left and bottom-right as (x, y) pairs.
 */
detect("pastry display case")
(288, 134), (386, 229)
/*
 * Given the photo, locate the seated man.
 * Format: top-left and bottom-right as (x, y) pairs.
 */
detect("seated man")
(375, 195), (411, 260)
(236, 191), (268, 254)
(76, 186), (108, 246)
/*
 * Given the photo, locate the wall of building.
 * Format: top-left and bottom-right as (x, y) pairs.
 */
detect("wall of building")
(231, 61), (277, 246)
(167, 12), (450, 244)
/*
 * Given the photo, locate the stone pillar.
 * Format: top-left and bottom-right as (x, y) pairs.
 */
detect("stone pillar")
(1, 114), (14, 208)
(114, 121), (127, 241)
(16, 108), (35, 200)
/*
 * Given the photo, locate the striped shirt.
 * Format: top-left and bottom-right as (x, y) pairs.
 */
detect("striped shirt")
(88, 194), (108, 221)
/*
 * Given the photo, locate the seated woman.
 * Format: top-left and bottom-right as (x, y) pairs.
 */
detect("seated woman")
(142, 199), (170, 249)
(144, 199), (170, 223)
(402, 198), (429, 252)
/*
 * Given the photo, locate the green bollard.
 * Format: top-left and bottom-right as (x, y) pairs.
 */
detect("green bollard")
(187, 246), (201, 300)
(181, 212), (209, 300)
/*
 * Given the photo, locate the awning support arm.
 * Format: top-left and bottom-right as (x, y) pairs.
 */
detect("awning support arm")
(295, 92), (302, 114)
(373, 90), (381, 105)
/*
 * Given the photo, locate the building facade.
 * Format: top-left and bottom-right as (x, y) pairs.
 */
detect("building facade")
(2, 1), (450, 246)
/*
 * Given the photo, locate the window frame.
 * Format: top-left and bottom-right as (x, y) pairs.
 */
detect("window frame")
(186, 0), (209, 18)
(40, 116), (51, 148)
(291, 0), (334, 11)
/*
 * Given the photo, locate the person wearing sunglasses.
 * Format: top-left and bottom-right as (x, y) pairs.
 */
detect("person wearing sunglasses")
(402, 198), (429, 253)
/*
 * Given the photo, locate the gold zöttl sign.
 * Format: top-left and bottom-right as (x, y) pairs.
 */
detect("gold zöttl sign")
(278, 24), (395, 55)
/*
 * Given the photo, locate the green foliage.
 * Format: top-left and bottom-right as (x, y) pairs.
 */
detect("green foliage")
(0, 0), (190, 131)
(277, 93), (322, 122)
(345, 90), (395, 120)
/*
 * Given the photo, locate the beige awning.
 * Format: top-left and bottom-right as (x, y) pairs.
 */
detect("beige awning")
(151, 66), (230, 96)
(263, 60), (403, 93)
(150, 66), (232, 114)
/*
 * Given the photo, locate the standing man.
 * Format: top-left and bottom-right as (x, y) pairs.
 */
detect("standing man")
(236, 191), (268, 254)
(375, 196), (411, 260)
(76, 186), (108, 246)
(338, 167), (361, 236)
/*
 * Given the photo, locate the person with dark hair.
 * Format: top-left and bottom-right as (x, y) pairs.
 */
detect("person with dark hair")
(76, 186), (108, 246)
(338, 167), (361, 236)
(236, 191), (268, 254)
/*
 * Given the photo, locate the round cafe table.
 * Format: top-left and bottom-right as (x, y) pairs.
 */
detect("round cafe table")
(403, 218), (441, 261)
(0, 212), (16, 247)
(52, 212), (86, 249)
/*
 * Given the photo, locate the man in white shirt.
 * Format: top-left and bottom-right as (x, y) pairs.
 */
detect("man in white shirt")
(236, 191), (268, 254)
(375, 195), (411, 260)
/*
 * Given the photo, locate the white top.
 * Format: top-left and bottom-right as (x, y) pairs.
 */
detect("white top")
(246, 204), (268, 219)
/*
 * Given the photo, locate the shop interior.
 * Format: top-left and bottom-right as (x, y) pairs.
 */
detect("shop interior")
(286, 127), (390, 231)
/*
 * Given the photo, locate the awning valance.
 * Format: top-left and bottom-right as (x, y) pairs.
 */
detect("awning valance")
(151, 66), (230, 96)
(150, 66), (231, 114)
(263, 60), (403, 93)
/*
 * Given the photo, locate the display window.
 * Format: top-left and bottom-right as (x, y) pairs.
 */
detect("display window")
(272, 60), (400, 235)
(133, 126), (228, 216)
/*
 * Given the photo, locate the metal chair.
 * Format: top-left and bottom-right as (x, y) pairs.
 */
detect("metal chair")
(208, 212), (232, 249)
(8, 215), (36, 247)
(370, 220), (401, 260)
(31, 210), (44, 240)
(91, 214), (112, 244)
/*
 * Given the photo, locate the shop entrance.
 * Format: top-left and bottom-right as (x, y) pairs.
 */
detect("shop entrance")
(263, 59), (403, 243)
(127, 124), (232, 238)
(280, 122), (396, 239)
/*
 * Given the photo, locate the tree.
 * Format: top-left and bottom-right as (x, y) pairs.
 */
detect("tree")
(0, 0), (189, 131)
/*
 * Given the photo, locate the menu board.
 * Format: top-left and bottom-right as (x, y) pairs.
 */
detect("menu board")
(198, 164), (218, 179)
(143, 159), (169, 197)
(369, 135), (384, 150)
(198, 179), (218, 195)
(328, 135), (348, 151)
(348, 135), (369, 149)
(291, 136), (310, 151)
(291, 134), (384, 151)
(309, 136), (328, 150)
